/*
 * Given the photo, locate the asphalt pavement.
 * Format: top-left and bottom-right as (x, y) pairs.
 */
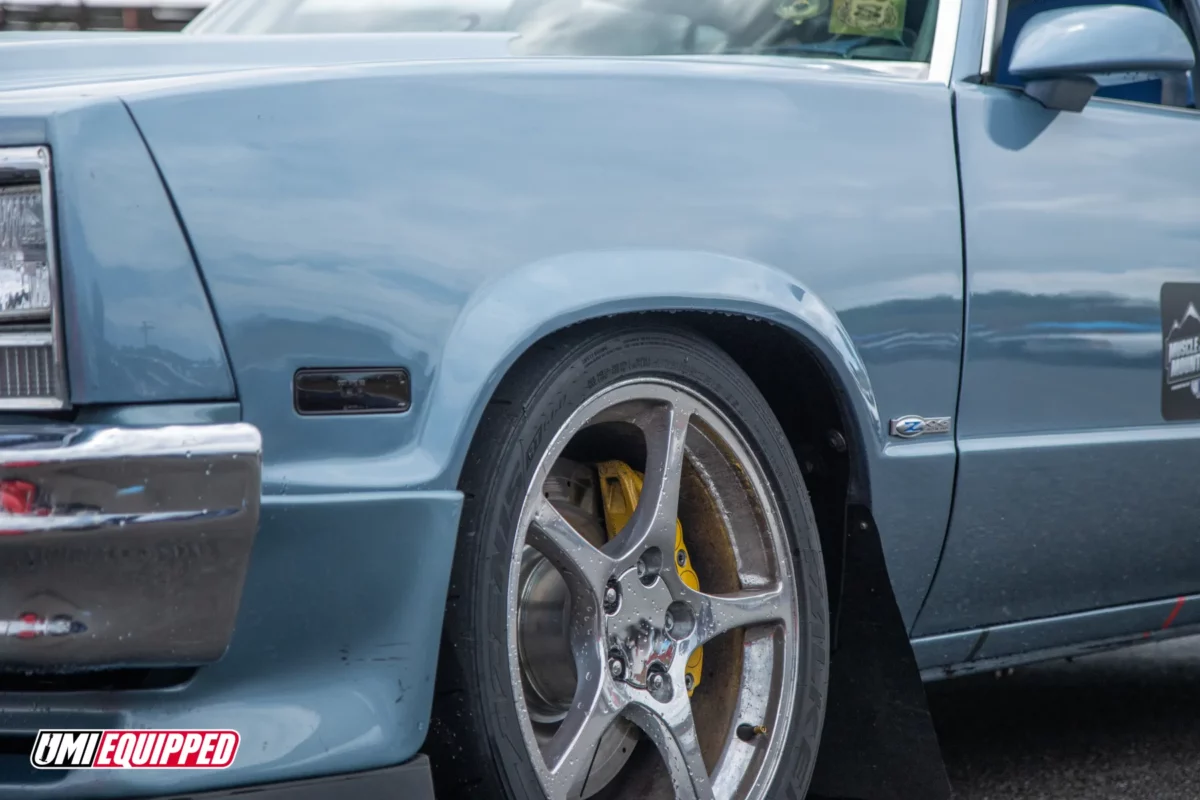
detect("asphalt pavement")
(926, 636), (1200, 800)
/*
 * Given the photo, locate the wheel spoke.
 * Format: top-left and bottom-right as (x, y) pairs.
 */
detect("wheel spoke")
(627, 697), (713, 800)
(540, 678), (626, 799)
(605, 399), (692, 562)
(686, 583), (788, 647)
(528, 496), (613, 598)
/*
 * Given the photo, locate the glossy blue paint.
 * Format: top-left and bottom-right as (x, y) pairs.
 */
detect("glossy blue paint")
(0, 98), (236, 403)
(116, 57), (963, 635)
(913, 82), (1200, 636)
(0, 31), (154, 41)
(0, 487), (461, 799)
(1008, 5), (1194, 81)
(915, 593), (1200, 681)
(74, 401), (241, 426)
(0, 33), (513, 92)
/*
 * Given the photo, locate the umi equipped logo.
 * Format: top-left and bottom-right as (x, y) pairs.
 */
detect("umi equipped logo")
(30, 730), (239, 769)
(1165, 300), (1200, 397)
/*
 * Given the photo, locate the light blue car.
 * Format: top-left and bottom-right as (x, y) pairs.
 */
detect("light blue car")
(0, 0), (1197, 798)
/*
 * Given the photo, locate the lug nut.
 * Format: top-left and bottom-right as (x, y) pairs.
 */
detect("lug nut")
(676, 550), (687, 567)
(609, 657), (625, 681)
(664, 611), (674, 632)
(647, 672), (672, 700)
(684, 673), (695, 692)
(636, 559), (647, 578)
(603, 584), (619, 612)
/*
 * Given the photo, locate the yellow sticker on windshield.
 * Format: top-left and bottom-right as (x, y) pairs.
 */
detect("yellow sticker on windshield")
(830, 0), (906, 40)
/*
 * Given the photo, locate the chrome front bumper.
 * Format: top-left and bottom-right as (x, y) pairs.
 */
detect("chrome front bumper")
(0, 423), (261, 670)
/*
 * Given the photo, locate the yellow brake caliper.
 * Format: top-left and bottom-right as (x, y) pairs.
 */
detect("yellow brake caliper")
(596, 460), (702, 696)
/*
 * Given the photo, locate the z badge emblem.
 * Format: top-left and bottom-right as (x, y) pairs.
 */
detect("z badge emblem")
(889, 415), (951, 439)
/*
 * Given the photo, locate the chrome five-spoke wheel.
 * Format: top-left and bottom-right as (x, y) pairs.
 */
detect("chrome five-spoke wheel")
(512, 380), (802, 800)
(429, 326), (827, 800)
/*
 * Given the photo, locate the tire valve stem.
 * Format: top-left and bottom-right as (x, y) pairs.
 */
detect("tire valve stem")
(736, 723), (768, 742)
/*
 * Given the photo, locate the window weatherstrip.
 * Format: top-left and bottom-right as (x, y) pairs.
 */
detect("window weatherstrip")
(928, 0), (964, 84)
(980, 0), (1002, 77)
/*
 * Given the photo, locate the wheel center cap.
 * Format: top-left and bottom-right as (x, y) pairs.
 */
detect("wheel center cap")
(605, 567), (680, 690)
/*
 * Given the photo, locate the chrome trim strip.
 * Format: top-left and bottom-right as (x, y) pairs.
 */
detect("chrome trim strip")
(0, 423), (259, 461)
(980, 0), (1002, 77)
(0, 308), (51, 324)
(0, 331), (52, 348)
(810, 59), (928, 80)
(717, 55), (929, 80)
(928, 0), (964, 85)
(0, 422), (262, 669)
(0, 398), (69, 411)
(0, 507), (237, 534)
(0, 146), (69, 410)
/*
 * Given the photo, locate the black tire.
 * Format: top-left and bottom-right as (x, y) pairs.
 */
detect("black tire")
(426, 322), (829, 800)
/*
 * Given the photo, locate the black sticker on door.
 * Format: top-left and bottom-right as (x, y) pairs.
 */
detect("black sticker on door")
(1162, 283), (1200, 420)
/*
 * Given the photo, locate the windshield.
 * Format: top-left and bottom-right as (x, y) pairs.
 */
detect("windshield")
(185, 0), (941, 62)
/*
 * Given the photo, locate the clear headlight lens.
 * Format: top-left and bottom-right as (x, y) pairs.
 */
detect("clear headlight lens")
(0, 185), (51, 317)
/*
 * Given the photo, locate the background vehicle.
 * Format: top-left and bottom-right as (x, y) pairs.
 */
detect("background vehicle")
(0, 1), (206, 31)
(186, 0), (511, 33)
(0, 1), (1197, 800)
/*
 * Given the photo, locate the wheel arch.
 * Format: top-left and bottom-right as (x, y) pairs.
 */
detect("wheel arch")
(429, 250), (884, 503)
(433, 250), (884, 633)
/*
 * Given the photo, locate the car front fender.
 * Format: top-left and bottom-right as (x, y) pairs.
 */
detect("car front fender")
(427, 248), (883, 494)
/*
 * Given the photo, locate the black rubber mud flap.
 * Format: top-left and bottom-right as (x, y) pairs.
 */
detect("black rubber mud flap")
(806, 509), (953, 800)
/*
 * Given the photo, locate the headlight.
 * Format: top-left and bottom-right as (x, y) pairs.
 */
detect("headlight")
(0, 185), (53, 317)
(0, 147), (67, 410)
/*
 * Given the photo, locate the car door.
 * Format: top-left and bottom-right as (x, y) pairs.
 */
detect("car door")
(913, 0), (1200, 637)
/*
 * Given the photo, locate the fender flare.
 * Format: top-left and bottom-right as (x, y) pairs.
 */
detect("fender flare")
(422, 249), (884, 492)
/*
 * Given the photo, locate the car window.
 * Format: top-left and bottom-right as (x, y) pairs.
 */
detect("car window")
(186, 0), (942, 62)
(992, 0), (1198, 109)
